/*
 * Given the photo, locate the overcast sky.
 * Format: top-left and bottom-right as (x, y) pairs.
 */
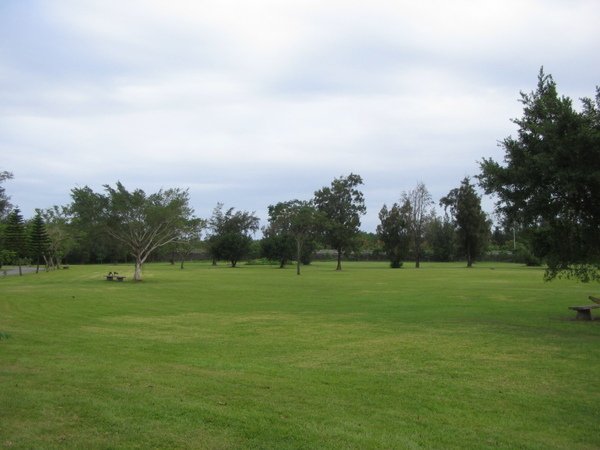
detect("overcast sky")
(1, 0), (599, 231)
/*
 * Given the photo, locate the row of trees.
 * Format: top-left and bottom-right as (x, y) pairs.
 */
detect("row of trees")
(1, 69), (598, 282)
(0, 170), (489, 279)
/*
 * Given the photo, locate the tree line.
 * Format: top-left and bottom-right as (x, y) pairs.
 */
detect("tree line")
(1, 69), (598, 282)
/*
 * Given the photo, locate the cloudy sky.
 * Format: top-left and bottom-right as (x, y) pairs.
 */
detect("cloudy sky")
(1, 0), (599, 231)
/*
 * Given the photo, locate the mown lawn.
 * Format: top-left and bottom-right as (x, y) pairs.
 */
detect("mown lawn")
(1, 261), (599, 449)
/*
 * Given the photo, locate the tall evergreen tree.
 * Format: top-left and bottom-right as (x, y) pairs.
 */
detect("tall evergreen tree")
(479, 69), (600, 281)
(5, 208), (27, 275)
(29, 213), (51, 273)
(440, 178), (490, 267)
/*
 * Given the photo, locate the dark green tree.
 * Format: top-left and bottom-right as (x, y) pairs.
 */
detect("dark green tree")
(440, 177), (490, 267)
(207, 204), (260, 268)
(479, 69), (600, 281)
(313, 173), (366, 271)
(39, 206), (76, 269)
(70, 186), (119, 263)
(28, 213), (51, 273)
(402, 182), (434, 268)
(426, 214), (456, 262)
(264, 200), (323, 275)
(172, 218), (206, 269)
(5, 208), (27, 275)
(377, 201), (411, 268)
(260, 233), (295, 268)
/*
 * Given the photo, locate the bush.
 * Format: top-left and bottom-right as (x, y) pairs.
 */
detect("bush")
(514, 243), (542, 266)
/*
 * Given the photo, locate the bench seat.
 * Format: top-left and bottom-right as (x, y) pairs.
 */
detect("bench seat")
(568, 304), (600, 320)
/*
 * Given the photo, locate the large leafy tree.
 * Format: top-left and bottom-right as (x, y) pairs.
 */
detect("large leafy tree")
(172, 218), (206, 269)
(401, 182), (434, 268)
(260, 231), (295, 269)
(313, 173), (366, 271)
(70, 186), (120, 263)
(39, 206), (77, 269)
(426, 214), (456, 262)
(479, 69), (600, 281)
(264, 200), (322, 275)
(377, 201), (411, 268)
(207, 203), (260, 268)
(28, 213), (51, 273)
(103, 183), (198, 281)
(5, 208), (27, 275)
(440, 177), (490, 268)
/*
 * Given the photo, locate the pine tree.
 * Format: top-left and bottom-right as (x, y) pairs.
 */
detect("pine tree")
(29, 213), (51, 273)
(5, 208), (27, 275)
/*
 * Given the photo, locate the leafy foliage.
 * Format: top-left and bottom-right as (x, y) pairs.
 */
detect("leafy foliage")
(207, 203), (259, 267)
(440, 178), (490, 267)
(313, 173), (366, 270)
(104, 182), (197, 280)
(39, 206), (77, 269)
(377, 201), (410, 268)
(479, 69), (600, 281)
(28, 213), (51, 272)
(4, 208), (27, 275)
(264, 200), (323, 274)
(401, 182), (434, 267)
(426, 215), (456, 262)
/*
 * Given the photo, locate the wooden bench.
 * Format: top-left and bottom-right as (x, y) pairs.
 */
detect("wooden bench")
(105, 272), (125, 282)
(569, 304), (600, 320)
(589, 296), (600, 304)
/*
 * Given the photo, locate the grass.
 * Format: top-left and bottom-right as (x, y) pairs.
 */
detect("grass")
(1, 261), (599, 449)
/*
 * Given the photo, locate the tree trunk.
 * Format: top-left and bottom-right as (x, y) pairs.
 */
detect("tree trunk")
(296, 239), (302, 275)
(180, 258), (184, 269)
(134, 259), (143, 281)
(336, 248), (342, 271)
(466, 244), (473, 268)
(18, 263), (22, 276)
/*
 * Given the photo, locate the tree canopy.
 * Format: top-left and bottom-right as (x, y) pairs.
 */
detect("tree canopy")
(401, 182), (434, 268)
(5, 208), (27, 275)
(264, 200), (322, 275)
(377, 201), (410, 268)
(29, 213), (51, 273)
(313, 173), (366, 270)
(70, 182), (197, 281)
(440, 177), (490, 268)
(479, 69), (600, 281)
(207, 203), (259, 268)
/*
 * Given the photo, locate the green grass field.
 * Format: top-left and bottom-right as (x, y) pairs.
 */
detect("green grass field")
(1, 261), (599, 449)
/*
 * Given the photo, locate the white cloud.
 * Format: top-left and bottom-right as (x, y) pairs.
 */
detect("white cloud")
(1, 0), (599, 229)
